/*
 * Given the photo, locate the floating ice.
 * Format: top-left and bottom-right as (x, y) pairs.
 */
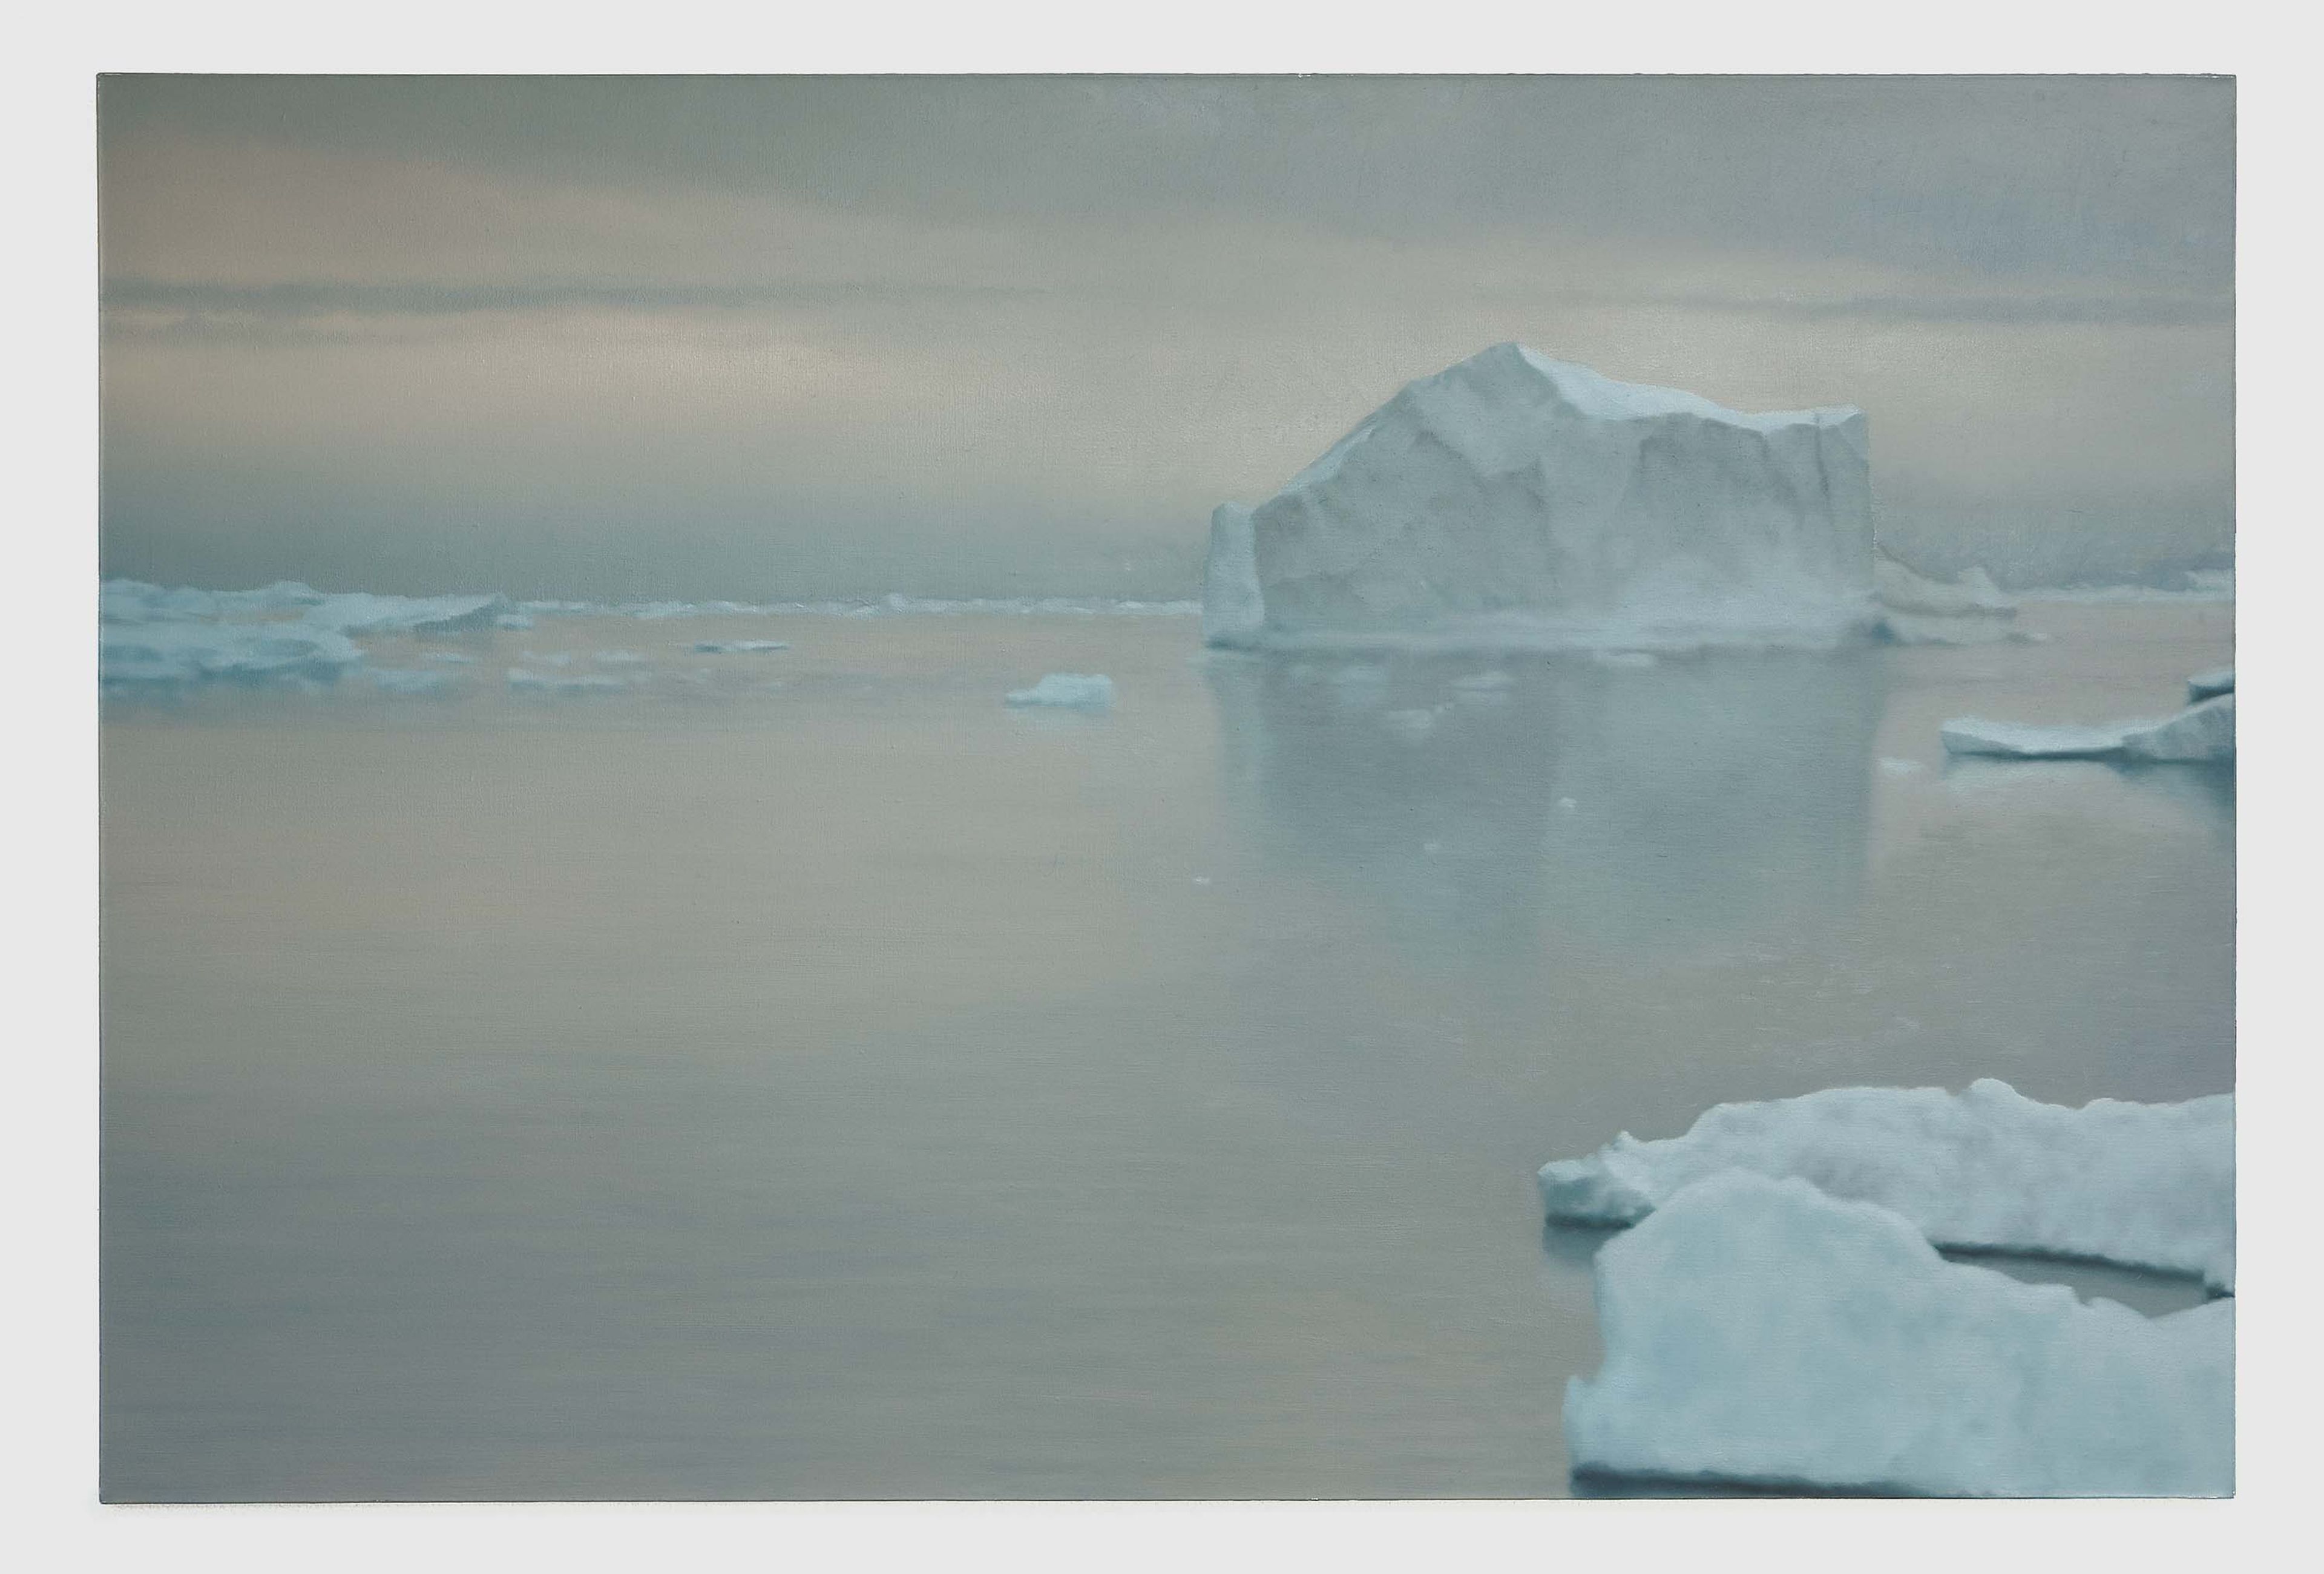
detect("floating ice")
(1539, 1078), (2233, 1289)
(692, 640), (790, 654)
(507, 667), (628, 695)
(2187, 667), (2234, 703)
(101, 620), (363, 686)
(1563, 1170), (2233, 1497)
(1938, 716), (2142, 759)
(425, 652), (478, 666)
(1874, 549), (2017, 619)
(101, 578), (325, 624)
(1449, 669), (1514, 692)
(1200, 343), (1874, 652)
(2122, 694), (2234, 762)
(1942, 694), (2234, 765)
(1005, 673), (1115, 710)
(592, 651), (648, 666)
(304, 591), (512, 635)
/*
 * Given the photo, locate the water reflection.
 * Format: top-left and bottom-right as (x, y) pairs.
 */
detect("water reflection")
(1204, 650), (1889, 962)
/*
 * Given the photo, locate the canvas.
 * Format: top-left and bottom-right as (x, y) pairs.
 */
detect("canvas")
(97, 73), (2235, 1502)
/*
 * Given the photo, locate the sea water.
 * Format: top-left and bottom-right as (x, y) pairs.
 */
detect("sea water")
(100, 600), (2233, 1498)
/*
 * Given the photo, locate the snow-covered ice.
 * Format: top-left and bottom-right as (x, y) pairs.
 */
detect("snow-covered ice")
(1538, 1078), (2234, 1289)
(1200, 343), (1875, 652)
(1563, 1170), (2233, 1497)
(2187, 667), (2234, 703)
(102, 579), (325, 624)
(692, 640), (790, 654)
(1005, 673), (1115, 710)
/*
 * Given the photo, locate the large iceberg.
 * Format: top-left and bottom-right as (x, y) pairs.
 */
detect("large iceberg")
(1563, 1170), (2233, 1497)
(1200, 343), (1874, 651)
(1539, 1078), (2233, 1290)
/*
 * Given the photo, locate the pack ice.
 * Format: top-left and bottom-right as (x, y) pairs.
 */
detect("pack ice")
(1564, 1170), (2233, 1497)
(1539, 1078), (2234, 1290)
(1200, 343), (1874, 652)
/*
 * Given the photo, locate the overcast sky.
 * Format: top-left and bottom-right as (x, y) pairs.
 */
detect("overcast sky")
(99, 75), (2234, 598)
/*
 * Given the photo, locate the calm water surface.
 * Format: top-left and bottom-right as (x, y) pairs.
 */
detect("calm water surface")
(101, 602), (2233, 1498)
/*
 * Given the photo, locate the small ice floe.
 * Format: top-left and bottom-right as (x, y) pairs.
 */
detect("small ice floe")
(1878, 756), (1925, 776)
(425, 652), (478, 666)
(1555, 796), (1578, 811)
(494, 612), (536, 631)
(507, 667), (628, 695)
(1005, 673), (1115, 710)
(2187, 667), (2234, 703)
(1563, 1170), (2233, 1497)
(1589, 650), (1658, 670)
(1451, 669), (1514, 692)
(366, 667), (463, 696)
(520, 650), (578, 667)
(592, 650), (649, 666)
(1940, 695), (2233, 764)
(1538, 1078), (2234, 1289)
(693, 639), (790, 655)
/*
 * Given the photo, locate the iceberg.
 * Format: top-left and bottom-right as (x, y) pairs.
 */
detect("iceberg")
(1538, 1078), (2233, 1290)
(692, 639), (790, 654)
(1942, 694), (2234, 765)
(1005, 673), (1115, 710)
(1200, 343), (1874, 651)
(100, 578), (325, 624)
(2187, 667), (2234, 703)
(1563, 1170), (2233, 1497)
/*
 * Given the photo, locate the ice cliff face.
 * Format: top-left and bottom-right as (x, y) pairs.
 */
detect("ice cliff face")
(1202, 343), (1875, 651)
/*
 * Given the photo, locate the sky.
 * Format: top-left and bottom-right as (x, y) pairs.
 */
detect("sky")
(98, 75), (2234, 599)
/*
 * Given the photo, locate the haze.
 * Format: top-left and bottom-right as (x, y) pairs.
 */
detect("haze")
(98, 75), (2234, 601)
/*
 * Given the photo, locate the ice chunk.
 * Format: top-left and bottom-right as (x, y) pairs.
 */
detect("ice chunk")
(1005, 673), (1115, 710)
(592, 650), (648, 666)
(506, 667), (627, 694)
(1874, 549), (2017, 618)
(494, 612), (535, 630)
(1563, 1170), (2233, 1497)
(425, 652), (478, 666)
(1449, 669), (1514, 692)
(1938, 716), (2140, 759)
(1539, 1078), (2233, 1289)
(102, 620), (364, 686)
(1201, 343), (1874, 651)
(2186, 667), (2234, 703)
(2121, 694), (2234, 762)
(1943, 694), (2234, 764)
(304, 591), (511, 635)
(692, 640), (790, 654)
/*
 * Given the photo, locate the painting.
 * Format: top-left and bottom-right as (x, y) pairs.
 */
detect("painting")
(97, 74), (2235, 1503)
